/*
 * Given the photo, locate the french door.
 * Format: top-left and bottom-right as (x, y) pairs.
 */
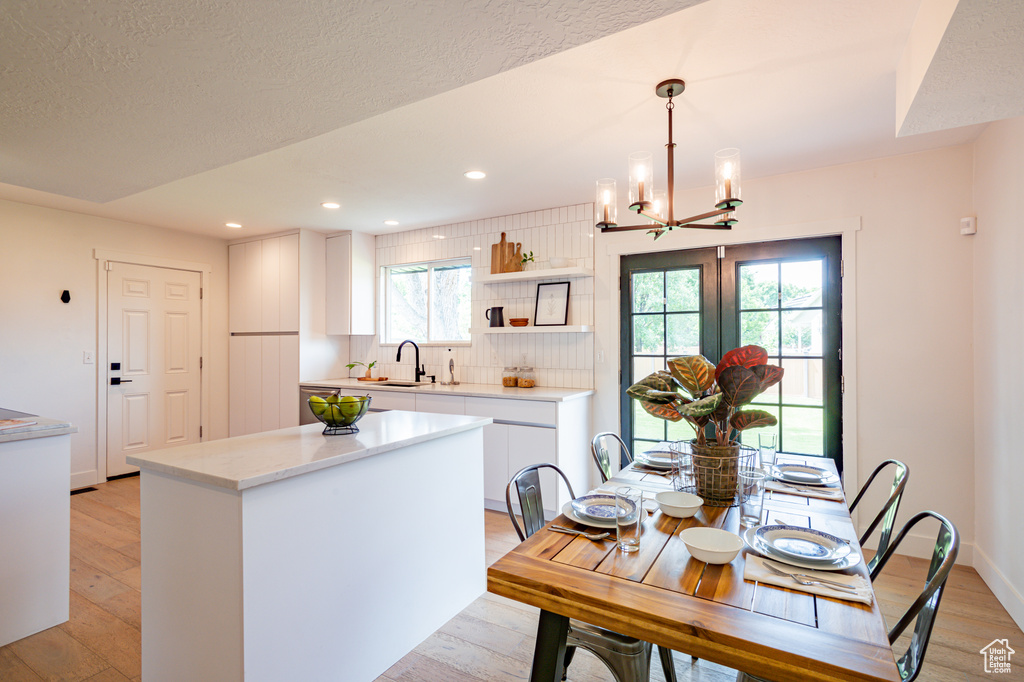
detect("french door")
(620, 237), (842, 470)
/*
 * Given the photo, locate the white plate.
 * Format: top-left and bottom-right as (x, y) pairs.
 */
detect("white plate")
(570, 494), (636, 521)
(742, 527), (862, 572)
(561, 502), (617, 529)
(770, 464), (840, 487)
(754, 525), (851, 562)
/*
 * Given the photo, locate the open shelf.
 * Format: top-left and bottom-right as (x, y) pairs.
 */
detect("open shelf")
(473, 266), (594, 285)
(469, 325), (593, 334)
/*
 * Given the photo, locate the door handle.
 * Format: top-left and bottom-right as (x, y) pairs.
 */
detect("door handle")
(110, 377), (133, 385)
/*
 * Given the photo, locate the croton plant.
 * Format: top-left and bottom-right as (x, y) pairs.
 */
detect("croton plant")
(626, 345), (784, 448)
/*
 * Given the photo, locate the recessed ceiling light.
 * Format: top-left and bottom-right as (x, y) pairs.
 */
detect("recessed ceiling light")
(226, 223), (242, 228)
(464, 170), (486, 180)
(473, 246), (481, 251)
(321, 202), (340, 209)
(383, 219), (399, 226)
(433, 235), (445, 239)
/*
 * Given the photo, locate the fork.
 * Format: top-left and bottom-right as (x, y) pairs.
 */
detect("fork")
(761, 561), (859, 593)
(549, 525), (611, 541)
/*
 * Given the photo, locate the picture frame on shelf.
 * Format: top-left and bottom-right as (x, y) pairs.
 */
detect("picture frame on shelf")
(534, 281), (570, 326)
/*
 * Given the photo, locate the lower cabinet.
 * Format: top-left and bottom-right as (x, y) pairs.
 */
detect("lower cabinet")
(230, 335), (299, 437)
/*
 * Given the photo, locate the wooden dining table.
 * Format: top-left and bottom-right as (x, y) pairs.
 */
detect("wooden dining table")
(487, 454), (901, 682)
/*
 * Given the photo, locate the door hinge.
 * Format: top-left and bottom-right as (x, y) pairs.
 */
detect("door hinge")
(105, 261), (113, 271)
(200, 356), (203, 369)
(199, 425), (203, 438)
(717, 246), (725, 259)
(840, 260), (844, 278)
(200, 287), (203, 299)
(841, 375), (845, 394)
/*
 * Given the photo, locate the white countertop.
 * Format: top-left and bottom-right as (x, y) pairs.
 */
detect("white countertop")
(0, 410), (77, 444)
(126, 410), (491, 491)
(300, 378), (594, 402)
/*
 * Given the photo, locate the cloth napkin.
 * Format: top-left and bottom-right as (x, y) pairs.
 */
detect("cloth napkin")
(744, 556), (873, 605)
(766, 480), (844, 501)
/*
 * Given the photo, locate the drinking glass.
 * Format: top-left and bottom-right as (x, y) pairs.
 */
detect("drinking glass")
(739, 468), (767, 527)
(759, 433), (777, 466)
(615, 486), (643, 552)
(669, 441), (692, 492)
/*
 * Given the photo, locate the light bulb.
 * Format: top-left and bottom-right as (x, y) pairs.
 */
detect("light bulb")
(602, 190), (610, 206)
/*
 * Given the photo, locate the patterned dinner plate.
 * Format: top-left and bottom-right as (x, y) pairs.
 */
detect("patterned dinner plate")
(770, 464), (840, 487)
(754, 525), (852, 562)
(561, 502), (617, 529)
(570, 494), (637, 521)
(743, 527), (862, 572)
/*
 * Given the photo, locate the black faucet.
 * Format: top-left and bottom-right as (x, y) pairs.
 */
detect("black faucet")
(396, 340), (427, 382)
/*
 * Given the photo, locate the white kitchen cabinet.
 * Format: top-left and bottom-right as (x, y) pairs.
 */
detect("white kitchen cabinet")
(230, 335), (300, 437)
(325, 232), (376, 336)
(482, 423), (509, 503)
(363, 389), (416, 412)
(507, 425), (559, 515)
(229, 234), (299, 334)
(415, 394), (466, 415)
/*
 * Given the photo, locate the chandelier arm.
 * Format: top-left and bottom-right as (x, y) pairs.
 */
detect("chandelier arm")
(635, 208), (669, 225)
(599, 223), (666, 233)
(675, 223), (733, 230)
(673, 207), (736, 224)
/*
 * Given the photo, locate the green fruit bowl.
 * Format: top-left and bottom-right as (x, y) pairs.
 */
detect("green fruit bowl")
(307, 395), (372, 435)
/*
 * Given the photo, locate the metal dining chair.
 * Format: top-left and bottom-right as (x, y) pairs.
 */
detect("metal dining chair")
(591, 432), (633, 483)
(506, 463), (678, 682)
(737, 510), (958, 682)
(848, 459), (909, 575)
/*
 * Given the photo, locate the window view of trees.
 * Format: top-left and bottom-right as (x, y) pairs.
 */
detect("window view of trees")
(386, 260), (471, 343)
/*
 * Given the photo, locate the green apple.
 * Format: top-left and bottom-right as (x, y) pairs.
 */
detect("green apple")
(308, 395), (329, 418)
(339, 395), (363, 419)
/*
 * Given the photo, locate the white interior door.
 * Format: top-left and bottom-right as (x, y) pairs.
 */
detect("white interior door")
(107, 263), (202, 476)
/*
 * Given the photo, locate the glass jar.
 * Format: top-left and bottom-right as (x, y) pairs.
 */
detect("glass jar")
(517, 366), (535, 388)
(502, 366), (519, 388)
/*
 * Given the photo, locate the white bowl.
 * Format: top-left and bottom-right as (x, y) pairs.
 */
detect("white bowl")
(679, 527), (743, 564)
(548, 257), (571, 268)
(655, 491), (703, 518)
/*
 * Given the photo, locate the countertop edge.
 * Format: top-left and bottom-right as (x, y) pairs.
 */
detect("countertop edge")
(300, 378), (594, 402)
(127, 414), (493, 491)
(0, 418), (78, 444)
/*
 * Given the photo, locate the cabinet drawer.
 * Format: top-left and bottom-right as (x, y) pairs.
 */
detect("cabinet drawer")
(465, 397), (556, 426)
(363, 390), (416, 412)
(415, 394), (466, 415)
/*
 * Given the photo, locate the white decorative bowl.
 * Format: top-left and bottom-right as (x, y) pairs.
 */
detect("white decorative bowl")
(655, 491), (703, 518)
(679, 527), (743, 564)
(548, 257), (570, 268)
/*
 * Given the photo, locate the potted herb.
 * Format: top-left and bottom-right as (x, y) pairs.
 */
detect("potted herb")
(626, 345), (783, 500)
(346, 360), (377, 379)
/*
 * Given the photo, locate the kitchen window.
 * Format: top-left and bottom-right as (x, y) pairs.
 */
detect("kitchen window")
(382, 258), (472, 344)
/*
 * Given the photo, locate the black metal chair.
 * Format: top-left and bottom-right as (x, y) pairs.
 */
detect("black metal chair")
(506, 463), (677, 682)
(848, 459), (909, 574)
(590, 432), (633, 483)
(869, 511), (959, 681)
(737, 511), (958, 682)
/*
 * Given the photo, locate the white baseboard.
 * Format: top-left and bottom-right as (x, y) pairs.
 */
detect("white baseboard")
(70, 470), (100, 490)
(860, 526), (974, 566)
(974, 544), (1024, 632)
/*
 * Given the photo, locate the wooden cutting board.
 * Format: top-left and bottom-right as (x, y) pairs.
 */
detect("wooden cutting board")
(491, 232), (508, 273)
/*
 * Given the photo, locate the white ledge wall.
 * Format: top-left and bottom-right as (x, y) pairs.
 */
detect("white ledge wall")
(350, 203), (595, 389)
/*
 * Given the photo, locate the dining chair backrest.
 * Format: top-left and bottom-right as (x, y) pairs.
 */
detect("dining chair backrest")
(869, 511), (958, 682)
(590, 432), (632, 484)
(848, 459), (909, 574)
(506, 463), (576, 542)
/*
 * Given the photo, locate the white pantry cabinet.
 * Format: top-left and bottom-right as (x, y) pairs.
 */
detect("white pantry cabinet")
(229, 234), (299, 333)
(325, 232), (376, 336)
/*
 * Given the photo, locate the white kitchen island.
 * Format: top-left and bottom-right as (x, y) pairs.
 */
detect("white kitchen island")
(127, 410), (491, 682)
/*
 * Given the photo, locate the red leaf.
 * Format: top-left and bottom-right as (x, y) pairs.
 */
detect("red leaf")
(715, 345), (768, 381)
(751, 364), (784, 393)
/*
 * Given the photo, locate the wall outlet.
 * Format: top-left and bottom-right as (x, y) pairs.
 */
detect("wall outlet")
(83, 351), (94, 364)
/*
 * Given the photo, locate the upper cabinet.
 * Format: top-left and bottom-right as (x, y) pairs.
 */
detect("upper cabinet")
(325, 232), (376, 336)
(229, 234), (299, 333)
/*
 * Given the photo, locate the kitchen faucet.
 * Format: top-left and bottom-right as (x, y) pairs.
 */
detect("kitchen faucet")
(396, 340), (428, 382)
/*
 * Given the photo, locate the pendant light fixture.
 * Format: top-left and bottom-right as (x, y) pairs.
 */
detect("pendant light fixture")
(596, 79), (743, 241)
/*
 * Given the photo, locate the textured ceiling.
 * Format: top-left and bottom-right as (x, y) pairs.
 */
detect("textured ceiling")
(0, 0), (694, 202)
(898, 0), (1024, 136)
(0, 0), (1017, 238)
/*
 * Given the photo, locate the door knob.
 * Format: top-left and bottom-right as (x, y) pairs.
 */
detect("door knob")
(110, 377), (133, 385)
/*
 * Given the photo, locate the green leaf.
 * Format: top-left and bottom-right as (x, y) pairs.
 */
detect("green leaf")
(715, 345), (768, 381)
(626, 372), (678, 403)
(717, 365), (762, 407)
(641, 400), (684, 422)
(677, 393), (722, 418)
(751, 364), (783, 392)
(729, 410), (778, 431)
(667, 356), (716, 396)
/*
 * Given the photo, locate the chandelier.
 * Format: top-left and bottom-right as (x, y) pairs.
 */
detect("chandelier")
(596, 78), (743, 241)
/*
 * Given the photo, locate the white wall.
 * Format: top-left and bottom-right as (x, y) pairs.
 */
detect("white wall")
(0, 199), (230, 486)
(350, 204), (595, 388)
(594, 145), (976, 560)
(972, 116), (1024, 629)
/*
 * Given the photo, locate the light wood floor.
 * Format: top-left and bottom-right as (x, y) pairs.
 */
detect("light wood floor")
(1, 475), (1018, 681)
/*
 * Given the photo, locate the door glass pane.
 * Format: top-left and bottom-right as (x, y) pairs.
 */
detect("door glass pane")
(741, 310), (779, 353)
(782, 358), (824, 406)
(740, 263), (778, 309)
(737, 405), (779, 450)
(666, 269), (700, 312)
(781, 260), (822, 308)
(781, 406), (824, 455)
(633, 401), (666, 440)
(633, 356), (665, 382)
(782, 310), (822, 356)
(666, 313), (700, 355)
(632, 272), (664, 313)
(633, 315), (664, 355)
(667, 417), (698, 443)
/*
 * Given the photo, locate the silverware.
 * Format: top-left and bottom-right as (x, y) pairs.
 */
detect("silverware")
(761, 561), (860, 593)
(548, 526), (610, 541)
